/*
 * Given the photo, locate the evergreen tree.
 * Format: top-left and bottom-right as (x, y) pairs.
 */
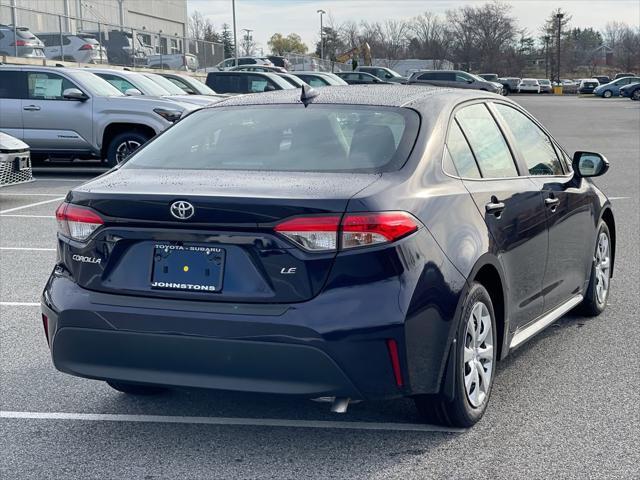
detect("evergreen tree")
(221, 24), (235, 59)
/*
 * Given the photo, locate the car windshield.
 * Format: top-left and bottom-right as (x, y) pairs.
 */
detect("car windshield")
(180, 76), (216, 94)
(123, 105), (419, 173)
(143, 73), (187, 95)
(125, 73), (171, 95)
(72, 71), (124, 97)
(522, 79), (537, 85)
(538, 80), (551, 85)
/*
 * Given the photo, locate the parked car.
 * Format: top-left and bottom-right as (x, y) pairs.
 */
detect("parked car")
(594, 77), (640, 98)
(0, 65), (198, 166)
(537, 79), (553, 93)
(558, 79), (578, 94)
(518, 78), (541, 94)
(0, 131), (32, 187)
(87, 68), (220, 106)
(335, 71), (394, 85)
(228, 65), (287, 73)
(277, 73), (308, 88)
(156, 72), (219, 95)
(42, 85), (615, 429)
(37, 32), (108, 64)
(355, 66), (407, 83)
(594, 76), (611, 86)
(0, 25), (45, 58)
(478, 73), (499, 82)
(613, 72), (636, 80)
(215, 57), (273, 70)
(82, 29), (153, 66)
(267, 55), (292, 70)
(287, 56), (320, 72)
(578, 79), (600, 94)
(619, 81), (640, 100)
(498, 77), (520, 95)
(291, 72), (348, 87)
(408, 70), (503, 94)
(205, 71), (295, 94)
(147, 53), (198, 72)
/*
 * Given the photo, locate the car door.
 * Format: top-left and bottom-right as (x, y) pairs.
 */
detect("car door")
(0, 70), (26, 139)
(454, 102), (548, 330)
(492, 103), (594, 312)
(22, 71), (93, 154)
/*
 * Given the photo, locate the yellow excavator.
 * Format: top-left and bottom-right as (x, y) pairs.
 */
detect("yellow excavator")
(335, 42), (372, 66)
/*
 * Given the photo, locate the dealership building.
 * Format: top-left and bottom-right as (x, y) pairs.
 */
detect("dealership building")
(3, 0), (189, 53)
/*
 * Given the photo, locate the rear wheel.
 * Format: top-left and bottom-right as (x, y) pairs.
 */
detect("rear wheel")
(107, 381), (167, 395)
(578, 221), (611, 316)
(632, 89), (640, 101)
(414, 283), (497, 427)
(105, 131), (150, 167)
(602, 90), (613, 98)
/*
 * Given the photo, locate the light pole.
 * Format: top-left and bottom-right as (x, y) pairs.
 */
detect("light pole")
(242, 28), (253, 56)
(556, 13), (564, 84)
(317, 9), (326, 60)
(543, 35), (550, 79)
(232, 0), (238, 66)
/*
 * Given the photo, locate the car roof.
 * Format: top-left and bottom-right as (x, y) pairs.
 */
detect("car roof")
(208, 84), (506, 110)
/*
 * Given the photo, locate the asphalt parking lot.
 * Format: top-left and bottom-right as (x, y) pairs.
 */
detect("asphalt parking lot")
(1, 95), (639, 479)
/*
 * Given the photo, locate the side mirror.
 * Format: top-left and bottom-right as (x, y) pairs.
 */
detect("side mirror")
(124, 88), (143, 96)
(467, 79), (474, 84)
(573, 151), (609, 177)
(63, 88), (88, 101)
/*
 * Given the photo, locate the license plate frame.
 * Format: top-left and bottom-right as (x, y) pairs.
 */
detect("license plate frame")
(150, 244), (225, 293)
(14, 156), (31, 171)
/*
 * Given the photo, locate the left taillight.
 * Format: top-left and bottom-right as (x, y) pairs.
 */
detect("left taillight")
(274, 212), (419, 252)
(55, 202), (104, 241)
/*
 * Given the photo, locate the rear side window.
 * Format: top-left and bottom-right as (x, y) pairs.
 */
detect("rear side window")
(299, 75), (328, 87)
(0, 71), (26, 99)
(98, 74), (137, 94)
(455, 104), (518, 178)
(124, 105), (419, 173)
(494, 104), (564, 176)
(445, 121), (481, 178)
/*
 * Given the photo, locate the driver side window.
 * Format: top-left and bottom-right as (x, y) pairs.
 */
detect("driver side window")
(455, 73), (472, 83)
(27, 72), (78, 100)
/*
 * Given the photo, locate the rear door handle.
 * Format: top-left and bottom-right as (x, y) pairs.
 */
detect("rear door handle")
(545, 197), (560, 206)
(485, 201), (505, 213)
(23, 105), (41, 111)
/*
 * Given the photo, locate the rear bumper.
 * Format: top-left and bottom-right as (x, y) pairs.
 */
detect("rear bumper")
(42, 230), (466, 400)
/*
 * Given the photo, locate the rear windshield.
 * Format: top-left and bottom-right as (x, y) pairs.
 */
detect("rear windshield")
(124, 105), (419, 173)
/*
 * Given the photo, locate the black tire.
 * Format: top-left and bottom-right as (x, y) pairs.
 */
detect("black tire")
(107, 381), (167, 395)
(632, 89), (640, 101)
(578, 221), (612, 316)
(414, 283), (497, 427)
(602, 90), (613, 98)
(105, 131), (150, 167)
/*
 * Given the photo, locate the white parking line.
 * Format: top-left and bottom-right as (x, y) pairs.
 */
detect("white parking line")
(0, 193), (65, 197)
(0, 197), (64, 215)
(0, 410), (464, 433)
(0, 247), (56, 251)
(0, 214), (56, 218)
(0, 302), (40, 307)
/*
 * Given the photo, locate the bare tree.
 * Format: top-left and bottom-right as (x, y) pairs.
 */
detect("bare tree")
(189, 11), (207, 40)
(468, 2), (517, 72)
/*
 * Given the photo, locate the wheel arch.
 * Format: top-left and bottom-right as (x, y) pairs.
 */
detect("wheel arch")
(101, 123), (156, 159)
(600, 207), (616, 277)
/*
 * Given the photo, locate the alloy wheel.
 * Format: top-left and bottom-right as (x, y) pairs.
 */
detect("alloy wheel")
(463, 302), (494, 408)
(603, 90), (612, 98)
(115, 140), (142, 164)
(594, 231), (611, 305)
(633, 90), (640, 101)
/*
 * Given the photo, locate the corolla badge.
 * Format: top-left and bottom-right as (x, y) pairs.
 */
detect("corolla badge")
(170, 201), (195, 220)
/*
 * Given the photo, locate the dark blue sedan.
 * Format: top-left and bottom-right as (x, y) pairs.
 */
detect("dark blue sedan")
(42, 85), (615, 427)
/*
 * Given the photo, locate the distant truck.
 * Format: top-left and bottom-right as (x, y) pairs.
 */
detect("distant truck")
(147, 53), (198, 72)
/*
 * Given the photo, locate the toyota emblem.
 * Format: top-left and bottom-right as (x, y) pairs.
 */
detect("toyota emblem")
(170, 201), (195, 220)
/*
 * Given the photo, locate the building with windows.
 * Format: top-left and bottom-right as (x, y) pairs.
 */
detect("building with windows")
(3, 0), (188, 54)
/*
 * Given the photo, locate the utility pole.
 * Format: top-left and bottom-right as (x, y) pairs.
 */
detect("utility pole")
(543, 35), (550, 79)
(317, 9), (326, 60)
(556, 13), (564, 84)
(232, 0), (238, 66)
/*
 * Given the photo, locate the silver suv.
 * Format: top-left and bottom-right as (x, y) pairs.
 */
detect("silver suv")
(0, 66), (199, 166)
(0, 25), (45, 58)
(37, 33), (108, 64)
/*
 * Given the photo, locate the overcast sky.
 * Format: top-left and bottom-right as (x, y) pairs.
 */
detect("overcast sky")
(188, 0), (640, 53)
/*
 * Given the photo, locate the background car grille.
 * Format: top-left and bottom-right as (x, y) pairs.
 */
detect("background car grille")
(0, 153), (33, 187)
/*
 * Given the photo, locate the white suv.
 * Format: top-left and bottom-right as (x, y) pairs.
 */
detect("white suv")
(37, 33), (108, 64)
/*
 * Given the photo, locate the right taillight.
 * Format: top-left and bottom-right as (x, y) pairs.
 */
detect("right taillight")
(55, 202), (104, 241)
(274, 212), (419, 252)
